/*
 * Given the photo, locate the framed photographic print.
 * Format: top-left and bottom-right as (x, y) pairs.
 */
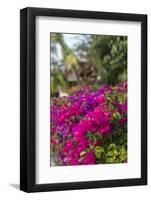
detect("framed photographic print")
(20, 7), (147, 192)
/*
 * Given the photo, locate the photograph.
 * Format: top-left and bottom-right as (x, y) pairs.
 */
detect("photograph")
(20, 7), (147, 192)
(50, 33), (128, 166)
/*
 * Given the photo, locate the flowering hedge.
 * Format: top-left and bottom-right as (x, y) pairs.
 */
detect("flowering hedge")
(50, 82), (127, 166)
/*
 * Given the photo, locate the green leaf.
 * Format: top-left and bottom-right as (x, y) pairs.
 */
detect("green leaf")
(107, 151), (114, 157)
(107, 97), (111, 101)
(108, 143), (117, 151)
(106, 157), (115, 163)
(86, 131), (93, 138)
(95, 146), (104, 159)
(113, 112), (121, 120)
(119, 147), (127, 161)
(95, 146), (104, 153)
(80, 151), (86, 157)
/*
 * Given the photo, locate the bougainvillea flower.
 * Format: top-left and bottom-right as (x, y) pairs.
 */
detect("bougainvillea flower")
(50, 81), (127, 166)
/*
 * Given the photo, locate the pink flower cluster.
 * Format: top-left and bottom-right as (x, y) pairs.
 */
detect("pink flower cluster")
(51, 82), (127, 166)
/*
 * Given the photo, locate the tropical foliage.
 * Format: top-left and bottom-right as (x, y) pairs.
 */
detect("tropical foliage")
(50, 33), (127, 97)
(50, 33), (127, 166)
(50, 82), (127, 165)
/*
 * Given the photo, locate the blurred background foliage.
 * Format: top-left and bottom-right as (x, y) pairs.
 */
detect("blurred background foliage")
(50, 33), (127, 97)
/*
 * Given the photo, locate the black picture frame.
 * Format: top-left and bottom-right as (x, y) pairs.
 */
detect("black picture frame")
(20, 7), (147, 193)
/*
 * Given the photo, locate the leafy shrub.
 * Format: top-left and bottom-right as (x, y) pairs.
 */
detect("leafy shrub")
(50, 82), (127, 166)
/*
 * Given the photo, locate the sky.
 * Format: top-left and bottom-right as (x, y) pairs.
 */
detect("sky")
(51, 33), (90, 61)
